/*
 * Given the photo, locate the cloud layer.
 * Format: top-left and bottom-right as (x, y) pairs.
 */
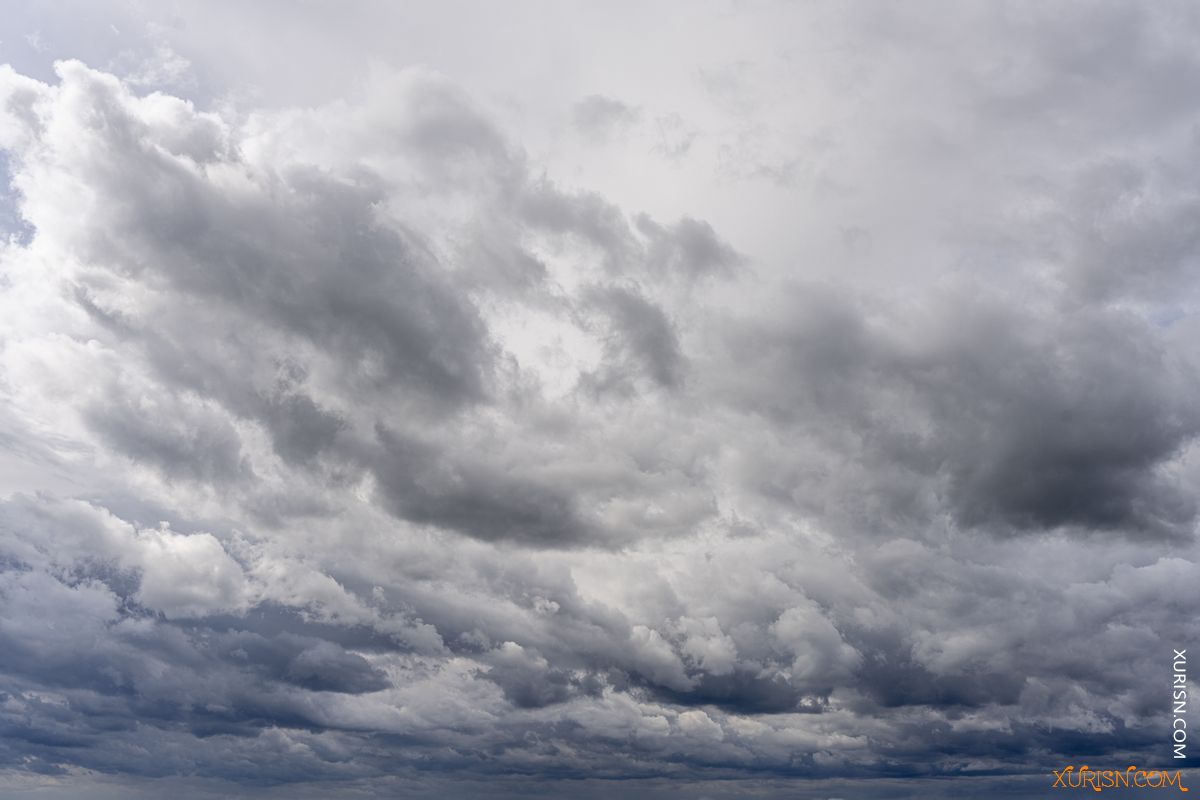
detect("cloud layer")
(1, 3), (1199, 797)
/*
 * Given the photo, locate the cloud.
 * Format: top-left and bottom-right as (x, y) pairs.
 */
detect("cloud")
(0, 3), (1198, 796)
(572, 94), (640, 143)
(709, 283), (1200, 537)
(581, 285), (684, 393)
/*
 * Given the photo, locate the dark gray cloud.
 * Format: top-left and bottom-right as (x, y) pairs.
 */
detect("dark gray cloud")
(711, 284), (1200, 537)
(370, 425), (599, 546)
(517, 180), (641, 273)
(83, 385), (252, 486)
(582, 285), (684, 393)
(635, 213), (745, 281)
(34, 64), (494, 414)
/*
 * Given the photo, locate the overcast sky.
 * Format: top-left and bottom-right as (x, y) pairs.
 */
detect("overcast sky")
(0, 2), (1198, 798)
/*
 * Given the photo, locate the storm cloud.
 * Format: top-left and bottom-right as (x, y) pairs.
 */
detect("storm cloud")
(0, 2), (1198, 798)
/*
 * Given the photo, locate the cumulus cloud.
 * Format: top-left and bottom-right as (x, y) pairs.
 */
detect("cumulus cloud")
(0, 3), (1198, 798)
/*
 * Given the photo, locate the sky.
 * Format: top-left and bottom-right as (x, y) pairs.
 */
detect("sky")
(0, 1), (1198, 797)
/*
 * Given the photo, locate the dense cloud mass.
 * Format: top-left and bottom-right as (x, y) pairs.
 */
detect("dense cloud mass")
(0, 2), (1198, 798)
